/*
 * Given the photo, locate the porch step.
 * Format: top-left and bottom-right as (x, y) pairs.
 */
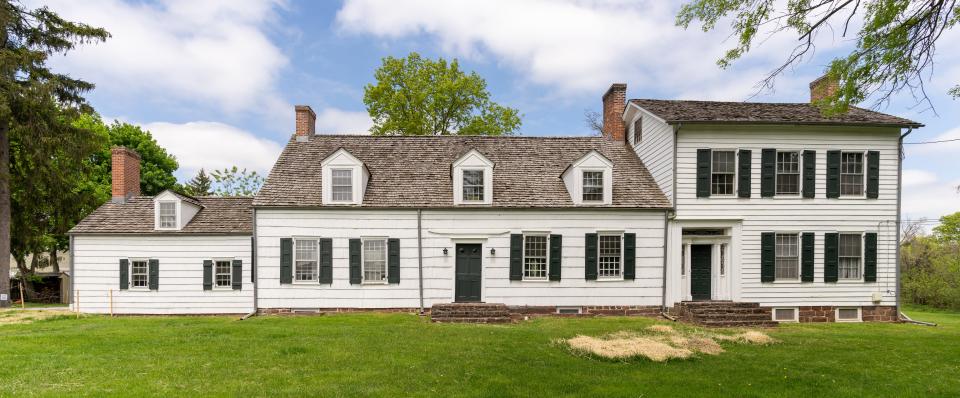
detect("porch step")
(674, 301), (776, 328)
(430, 303), (512, 323)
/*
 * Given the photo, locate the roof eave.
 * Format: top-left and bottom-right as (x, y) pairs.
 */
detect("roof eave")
(663, 120), (923, 128)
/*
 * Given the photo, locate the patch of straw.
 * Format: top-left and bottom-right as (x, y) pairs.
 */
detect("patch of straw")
(646, 324), (676, 334)
(567, 335), (693, 362)
(564, 327), (774, 361)
(0, 310), (74, 325)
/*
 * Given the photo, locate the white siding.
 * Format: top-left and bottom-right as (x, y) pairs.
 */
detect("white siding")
(72, 235), (253, 314)
(256, 209), (666, 309)
(670, 125), (901, 307)
(628, 107), (675, 203)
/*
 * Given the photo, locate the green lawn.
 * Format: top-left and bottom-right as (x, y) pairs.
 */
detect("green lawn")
(0, 307), (957, 397)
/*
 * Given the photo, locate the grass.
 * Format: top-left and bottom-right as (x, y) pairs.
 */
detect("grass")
(0, 307), (957, 397)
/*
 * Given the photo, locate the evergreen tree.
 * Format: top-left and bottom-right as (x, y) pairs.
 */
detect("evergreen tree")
(185, 168), (213, 196)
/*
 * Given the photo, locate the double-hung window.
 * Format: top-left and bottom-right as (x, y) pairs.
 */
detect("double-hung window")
(462, 170), (485, 202)
(362, 238), (387, 283)
(598, 234), (622, 279)
(633, 117), (642, 144)
(775, 233), (799, 280)
(582, 171), (604, 202)
(839, 233), (862, 280)
(214, 260), (232, 289)
(840, 152), (864, 196)
(523, 235), (548, 280)
(711, 150), (735, 195)
(294, 239), (319, 282)
(331, 169), (353, 202)
(130, 260), (149, 289)
(776, 151), (800, 195)
(158, 202), (176, 228)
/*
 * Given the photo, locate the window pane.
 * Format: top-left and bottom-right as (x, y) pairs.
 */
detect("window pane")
(583, 171), (604, 201)
(215, 260), (232, 287)
(598, 235), (621, 278)
(710, 151), (735, 195)
(775, 234), (799, 280)
(331, 169), (353, 201)
(363, 239), (387, 282)
(776, 152), (800, 195)
(159, 202), (176, 228)
(633, 118), (642, 144)
(462, 170), (484, 201)
(294, 240), (318, 281)
(131, 260), (149, 288)
(523, 235), (548, 280)
(840, 153), (863, 196)
(839, 234), (862, 279)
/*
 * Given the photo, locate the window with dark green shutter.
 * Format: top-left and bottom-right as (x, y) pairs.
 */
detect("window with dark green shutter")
(760, 232), (775, 282)
(826, 151), (841, 198)
(202, 260), (213, 290)
(824, 233), (839, 282)
(232, 259), (242, 290)
(585, 233), (598, 280)
(148, 259), (159, 290)
(623, 233), (636, 280)
(866, 151), (879, 198)
(696, 149), (711, 198)
(388, 238), (400, 284)
(509, 234), (523, 281)
(801, 232), (814, 282)
(738, 149), (751, 198)
(279, 238), (293, 284)
(760, 148), (776, 197)
(549, 234), (562, 281)
(864, 232), (877, 282)
(119, 259), (129, 290)
(349, 238), (361, 285)
(802, 150), (816, 198)
(319, 238), (333, 284)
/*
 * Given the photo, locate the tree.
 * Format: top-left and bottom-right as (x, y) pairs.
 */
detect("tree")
(211, 166), (263, 197)
(933, 211), (960, 243)
(0, 2), (109, 307)
(363, 52), (521, 136)
(184, 168), (212, 196)
(676, 0), (959, 114)
(583, 110), (604, 136)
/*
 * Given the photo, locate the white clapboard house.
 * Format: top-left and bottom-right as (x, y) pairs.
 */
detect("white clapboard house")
(69, 77), (921, 324)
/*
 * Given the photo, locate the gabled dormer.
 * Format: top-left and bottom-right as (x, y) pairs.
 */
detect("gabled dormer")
(321, 148), (368, 205)
(562, 150), (613, 206)
(452, 149), (493, 205)
(154, 190), (203, 230)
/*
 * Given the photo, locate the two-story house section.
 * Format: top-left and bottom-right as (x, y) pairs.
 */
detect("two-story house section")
(609, 77), (922, 323)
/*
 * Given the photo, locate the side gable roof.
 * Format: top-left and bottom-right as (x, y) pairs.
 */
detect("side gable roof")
(630, 99), (922, 128)
(70, 196), (252, 235)
(255, 136), (670, 209)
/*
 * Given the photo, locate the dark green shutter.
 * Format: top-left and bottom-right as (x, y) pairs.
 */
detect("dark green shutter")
(119, 259), (129, 290)
(738, 149), (751, 198)
(388, 238), (400, 284)
(148, 259), (159, 290)
(203, 260), (213, 290)
(349, 239), (361, 284)
(279, 238), (293, 284)
(232, 259), (242, 290)
(824, 233), (839, 282)
(864, 232), (877, 282)
(696, 149), (711, 198)
(623, 233), (636, 280)
(585, 233), (598, 280)
(826, 150), (841, 198)
(319, 238), (333, 284)
(760, 232), (775, 282)
(760, 148), (776, 197)
(802, 150), (816, 198)
(509, 234), (523, 281)
(866, 151), (880, 199)
(801, 233), (814, 282)
(250, 237), (256, 283)
(549, 234), (562, 281)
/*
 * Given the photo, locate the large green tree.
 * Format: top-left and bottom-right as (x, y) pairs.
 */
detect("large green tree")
(0, 2), (108, 307)
(933, 211), (960, 243)
(364, 52), (521, 136)
(210, 166), (263, 197)
(676, 0), (959, 114)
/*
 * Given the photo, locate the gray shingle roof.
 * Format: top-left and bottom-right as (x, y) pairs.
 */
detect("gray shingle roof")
(630, 99), (922, 127)
(254, 135), (671, 209)
(70, 196), (252, 235)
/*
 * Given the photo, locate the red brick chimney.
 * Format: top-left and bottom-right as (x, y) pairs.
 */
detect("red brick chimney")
(601, 83), (627, 141)
(295, 105), (316, 142)
(809, 74), (839, 103)
(111, 146), (141, 203)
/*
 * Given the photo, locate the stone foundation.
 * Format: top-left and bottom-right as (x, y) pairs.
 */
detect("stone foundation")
(796, 305), (897, 322)
(258, 307), (420, 315)
(258, 305), (663, 318)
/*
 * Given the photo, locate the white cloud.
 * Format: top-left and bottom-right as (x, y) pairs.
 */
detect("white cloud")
(315, 108), (373, 134)
(37, 0), (288, 114)
(141, 121), (284, 180)
(906, 127), (960, 154)
(901, 176), (960, 223)
(902, 169), (938, 187)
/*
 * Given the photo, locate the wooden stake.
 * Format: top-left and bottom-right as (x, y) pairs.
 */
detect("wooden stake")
(109, 289), (114, 317)
(19, 279), (25, 309)
(75, 290), (80, 318)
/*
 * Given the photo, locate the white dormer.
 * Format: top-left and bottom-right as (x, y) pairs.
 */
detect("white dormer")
(562, 150), (613, 206)
(321, 148), (368, 205)
(453, 149), (493, 205)
(154, 190), (202, 230)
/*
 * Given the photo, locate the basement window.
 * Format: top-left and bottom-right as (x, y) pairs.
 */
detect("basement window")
(836, 307), (862, 322)
(557, 306), (582, 315)
(772, 307), (798, 322)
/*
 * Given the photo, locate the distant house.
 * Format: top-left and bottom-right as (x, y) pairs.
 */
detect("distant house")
(69, 76), (920, 323)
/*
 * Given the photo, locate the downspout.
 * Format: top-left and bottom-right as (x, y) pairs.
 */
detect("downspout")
(69, 234), (74, 307)
(661, 122), (681, 314)
(895, 127), (912, 321)
(417, 209), (425, 314)
(241, 207), (258, 320)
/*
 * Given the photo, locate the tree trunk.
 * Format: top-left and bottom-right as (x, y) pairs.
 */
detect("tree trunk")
(0, 122), (9, 307)
(50, 248), (59, 274)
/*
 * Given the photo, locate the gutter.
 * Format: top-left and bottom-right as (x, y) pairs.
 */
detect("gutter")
(895, 128), (913, 321)
(69, 235), (75, 307)
(417, 209), (425, 314)
(661, 122), (681, 312)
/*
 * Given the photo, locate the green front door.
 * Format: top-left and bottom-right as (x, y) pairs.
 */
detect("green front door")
(690, 244), (712, 301)
(455, 244), (482, 302)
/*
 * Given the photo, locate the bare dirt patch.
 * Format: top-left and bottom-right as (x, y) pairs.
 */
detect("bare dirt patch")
(564, 325), (778, 362)
(0, 309), (75, 325)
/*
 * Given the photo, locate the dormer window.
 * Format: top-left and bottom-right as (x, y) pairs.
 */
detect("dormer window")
(462, 169), (485, 201)
(563, 150), (613, 206)
(453, 149), (493, 205)
(152, 190), (201, 231)
(582, 171), (604, 202)
(321, 149), (368, 205)
(158, 201), (177, 229)
(331, 169), (354, 202)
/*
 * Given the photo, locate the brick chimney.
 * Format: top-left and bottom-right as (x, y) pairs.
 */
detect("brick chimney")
(809, 74), (839, 103)
(295, 105), (316, 142)
(111, 146), (141, 203)
(601, 83), (627, 141)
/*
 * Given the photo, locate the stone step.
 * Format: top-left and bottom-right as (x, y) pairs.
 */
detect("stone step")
(430, 303), (512, 323)
(680, 301), (760, 308)
(692, 313), (773, 322)
(431, 317), (513, 324)
(687, 309), (771, 316)
(699, 320), (779, 328)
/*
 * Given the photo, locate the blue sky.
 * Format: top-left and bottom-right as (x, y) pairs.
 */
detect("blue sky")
(36, 0), (960, 223)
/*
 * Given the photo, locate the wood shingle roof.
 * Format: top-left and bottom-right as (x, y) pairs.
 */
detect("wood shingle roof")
(630, 99), (922, 127)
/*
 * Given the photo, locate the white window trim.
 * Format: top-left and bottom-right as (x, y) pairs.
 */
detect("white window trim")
(596, 232), (624, 281)
(775, 150), (802, 197)
(709, 148), (738, 197)
(329, 168), (355, 203)
(452, 150), (494, 205)
(212, 258), (235, 290)
(460, 168), (487, 204)
(772, 307), (799, 322)
(320, 149), (366, 205)
(155, 200), (179, 230)
(521, 233), (550, 282)
(361, 237), (389, 285)
(773, 232), (802, 282)
(837, 232), (865, 282)
(581, 168), (606, 203)
(835, 307), (863, 322)
(839, 150), (867, 198)
(128, 258), (150, 290)
(292, 237), (320, 284)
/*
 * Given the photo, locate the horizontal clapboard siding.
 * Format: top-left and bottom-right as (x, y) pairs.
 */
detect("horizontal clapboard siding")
(256, 209), (666, 309)
(72, 235), (253, 314)
(674, 125), (901, 307)
(628, 110), (674, 203)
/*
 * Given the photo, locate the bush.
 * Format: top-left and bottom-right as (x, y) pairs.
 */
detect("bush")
(901, 236), (960, 310)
